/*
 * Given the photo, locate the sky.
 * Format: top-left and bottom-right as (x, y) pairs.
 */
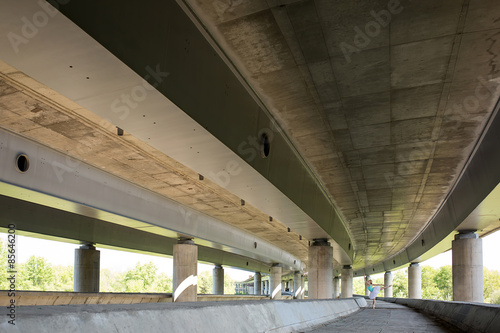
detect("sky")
(1, 230), (499, 282)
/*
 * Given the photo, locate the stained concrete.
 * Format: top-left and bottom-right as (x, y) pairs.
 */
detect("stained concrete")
(0, 299), (362, 333)
(305, 301), (462, 332)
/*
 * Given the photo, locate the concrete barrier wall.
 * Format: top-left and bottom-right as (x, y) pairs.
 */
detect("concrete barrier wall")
(0, 291), (272, 306)
(377, 297), (500, 333)
(0, 298), (365, 332)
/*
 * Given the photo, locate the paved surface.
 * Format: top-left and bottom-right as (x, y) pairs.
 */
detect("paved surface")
(302, 301), (462, 333)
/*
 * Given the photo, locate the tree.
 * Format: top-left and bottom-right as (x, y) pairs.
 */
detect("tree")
(197, 270), (212, 294)
(18, 256), (54, 290)
(392, 269), (408, 298)
(224, 273), (235, 294)
(52, 265), (73, 291)
(433, 266), (452, 300)
(484, 268), (500, 303)
(123, 262), (160, 292)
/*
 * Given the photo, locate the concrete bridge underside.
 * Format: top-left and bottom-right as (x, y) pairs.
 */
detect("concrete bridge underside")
(1, 0), (500, 280)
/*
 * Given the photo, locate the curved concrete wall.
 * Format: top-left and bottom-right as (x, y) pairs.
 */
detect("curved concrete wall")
(0, 298), (365, 332)
(377, 297), (500, 333)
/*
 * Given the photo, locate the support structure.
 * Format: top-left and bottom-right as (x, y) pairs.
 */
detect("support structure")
(300, 275), (305, 299)
(408, 263), (422, 299)
(269, 264), (282, 300)
(254, 272), (262, 295)
(213, 264), (224, 295)
(293, 271), (302, 299)
(173, 239), (198, 302)
(264, 279), (269, 295)
(384, 271), (393, 297)
(308, 239), (333, 299)
(452, 231), (484, 302)
(74, 243), (100, 292)
(341, 265), (353, 298)
(365, 274), (371, 296)
(333, 276), (340, 298)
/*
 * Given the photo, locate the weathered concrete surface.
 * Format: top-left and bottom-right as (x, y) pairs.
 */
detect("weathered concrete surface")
(305, 300), (462, 332)
(308, 240), (334, 299)
(377, 297), (500, 333)
(341, 265), (353, 298)
(0, 298), (362, 333)
(408, 262), (422, 299)
(73, 244), (100, 293)
(452, 232), (483, 302)
(184, 0), (500, 270)
(173, 241), (198, 302)
(0, 291), (271, 306)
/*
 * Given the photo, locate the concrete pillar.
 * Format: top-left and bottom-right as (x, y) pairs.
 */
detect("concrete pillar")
(173, 239), (198, 302)
(289, 279), (293, 292)
(269, 264), (282, 299)
(365, 274), (371, 296)
(300, 275), (305, 299)
(452, 231), (484, 302)
(308, 239), (334, 299)
(333, 276), (340, 298)
(74, 243), (100, 292)
(293, 271), (302, 298)
(341, 265), (353, 298)
(384, 271), (393, 297)
(408, 263), (422, 299)
(261, 280), (264, 295)
(213, 264), (224, 295)
(254, 272), (262, 295)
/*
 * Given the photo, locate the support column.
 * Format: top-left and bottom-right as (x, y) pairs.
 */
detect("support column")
(254, 272), (262, 295)
(308, 239), (334, 299)
(300, 275), (305, 299)
(452, 231), (484, 302)
(408, 263), (422, 299)
(74, 243), (100, 292)
(365, 274), (371, 296)
(333, 276), (340, 298)
(264, 279), (269, 295)
(293, 271), (302, 299)
(173, 239), (198, 302)
(213, 264), (224, 295)
(269, 264), (282, 300)
(341, 265), (353, 298)
(384, 271), (393, 297)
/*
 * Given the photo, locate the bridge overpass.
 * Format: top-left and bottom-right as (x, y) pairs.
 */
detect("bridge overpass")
(1, 0), (500, 312)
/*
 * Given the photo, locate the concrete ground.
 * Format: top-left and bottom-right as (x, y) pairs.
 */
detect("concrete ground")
(301, 301), (463, 333)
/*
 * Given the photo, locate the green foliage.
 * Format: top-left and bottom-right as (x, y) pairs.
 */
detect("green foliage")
(353, 277), (365, 295)
(224, 273), (235, 295)
(490, 289), (500, 304)
(484, 268), (500, 304)
(392, 269), (408, 298)
(197, 270), (212, 294)
(18, 256), (55, 290)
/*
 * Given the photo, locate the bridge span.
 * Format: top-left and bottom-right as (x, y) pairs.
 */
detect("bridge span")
(1, 0), (500, 330)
